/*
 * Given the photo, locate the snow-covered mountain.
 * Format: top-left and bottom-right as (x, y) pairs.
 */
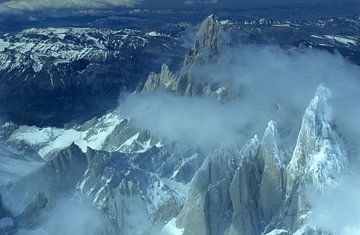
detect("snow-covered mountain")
(1, 13), (360, 128)
(0, 26), (185, 126)
(0, 13), (359, 235)
(0, 82), (347, 235)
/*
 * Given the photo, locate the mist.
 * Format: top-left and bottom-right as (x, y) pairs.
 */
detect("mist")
(17, 198), (106, 235)
(121, 43), (360, 154)
(307, 169), (360, 234)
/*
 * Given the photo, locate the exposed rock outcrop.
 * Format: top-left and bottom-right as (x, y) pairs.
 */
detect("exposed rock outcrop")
(141, 14), (236, 101)
(286, 86), (347, 191)
(257, 121), (285, 228)
(76, 144), (204, 234)
(0, 14), (352, 235)
(170, 86), (348, 235)
(184, 14), (224, 66)
(2, 143), (88, 215)
(176, 137), (260, 235)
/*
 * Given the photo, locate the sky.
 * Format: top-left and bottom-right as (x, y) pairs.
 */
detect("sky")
(0, 0), (358, 14)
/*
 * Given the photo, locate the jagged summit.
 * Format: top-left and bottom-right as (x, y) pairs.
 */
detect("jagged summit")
(287, 85), (347, 191)
(184, 14), (223, 66)
(165, 85), (348, 235)
(142, 15), (234, 99)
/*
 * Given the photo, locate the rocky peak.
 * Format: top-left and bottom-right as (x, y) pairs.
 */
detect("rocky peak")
(257, 121), (285, 227)
(286, 86), (347, 191)
(141, 15), (236, 100)
(184, 14), (223, 66)
(176, 136), (261, 235)
(142, 64), (178, 93)
(268, 86), (349, 234)
(258, 121), (284, 170)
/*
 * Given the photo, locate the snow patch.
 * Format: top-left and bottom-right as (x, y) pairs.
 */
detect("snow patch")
(324, 35), (357, 46)
(161, 218), (184, 235)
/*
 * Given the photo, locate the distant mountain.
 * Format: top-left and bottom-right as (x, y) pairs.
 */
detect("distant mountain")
(0, 26), (186, 126)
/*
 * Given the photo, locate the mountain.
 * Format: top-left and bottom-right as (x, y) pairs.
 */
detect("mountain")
(173, 86), (347, 235)
(1, 84), (343, 234)
(1, 12), (360, 127)
(0, 26), (186, 126)
(142, 15), (237, 101)
(0, 14), (357, 235)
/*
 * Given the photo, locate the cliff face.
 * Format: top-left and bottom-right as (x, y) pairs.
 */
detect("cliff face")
(184, 14), (224, 66)
(142, 15), (236, 101)
(170, 85), (347, 235)
(82, 15), (348, 235)
(0, 14), (352, 235)
(140, 16), (349, 234)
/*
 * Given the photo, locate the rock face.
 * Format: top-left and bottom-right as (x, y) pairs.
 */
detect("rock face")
(141, 14), (236, 101)
(76, 144), (204, 234)
(0, 14), (353, 235)
(141, 16), (349, 234)
(275, 86), (348, 233)
(257, 121), (285, 228)
(286, 86), (347, 191)
(142, 64), (179, 93)
(176, 137), (261, 235)
(184, 14), (224, 66)
(1, 143), (88, 216)
(171, 85), (348, 235)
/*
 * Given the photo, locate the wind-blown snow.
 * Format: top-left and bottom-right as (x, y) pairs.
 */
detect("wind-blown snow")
(0, 144), (44, 185)
(162, 218), (184, 235)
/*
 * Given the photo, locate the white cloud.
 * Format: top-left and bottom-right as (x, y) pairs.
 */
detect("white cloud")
(308, 172), (360, 234)
(184, 0), (218, 4)
(0, 0), (141, 14)
(121, 44), (360, 152)
(17, 198), (106, 235)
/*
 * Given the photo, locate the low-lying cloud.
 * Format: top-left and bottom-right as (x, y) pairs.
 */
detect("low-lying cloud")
(123, 93), (255, 150)
(17, 198), (106, 235)
(120, 36), (360, 234)
(122, 43), (360, 153)
(308, 171), (360, 234)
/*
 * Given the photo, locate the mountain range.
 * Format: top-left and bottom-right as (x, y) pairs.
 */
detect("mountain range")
(0, 13), (358, 235)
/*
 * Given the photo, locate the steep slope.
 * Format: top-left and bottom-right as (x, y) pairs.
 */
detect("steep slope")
(0, 14), (355, 235)
(167, 85), (348, 235)
(0, 27), (185, 126)
(286, 86), (347, 191)
(183, 14), (224, 66)
(142, 15), (236, 101)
